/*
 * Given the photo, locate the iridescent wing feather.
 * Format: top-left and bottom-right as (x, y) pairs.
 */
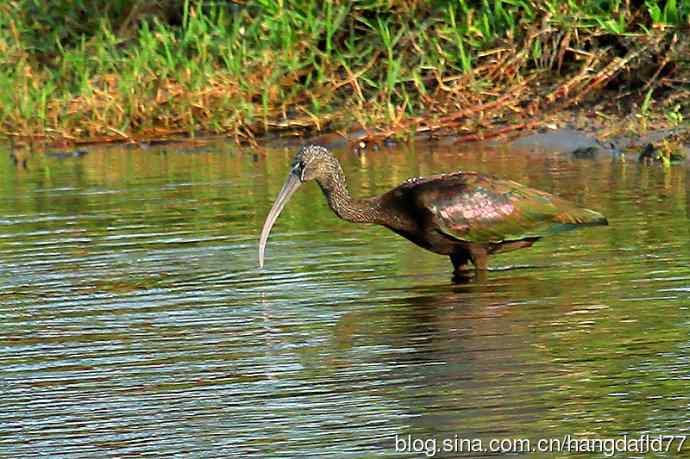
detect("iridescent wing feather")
(405, 173), (604, 243)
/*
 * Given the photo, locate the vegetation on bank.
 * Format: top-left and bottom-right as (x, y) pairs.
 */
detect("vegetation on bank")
(1, 0), (689, 145)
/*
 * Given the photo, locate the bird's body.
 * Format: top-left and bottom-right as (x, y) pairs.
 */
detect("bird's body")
(259, 144), (608, 278)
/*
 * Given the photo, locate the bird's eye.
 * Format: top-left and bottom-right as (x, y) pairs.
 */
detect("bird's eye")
(298, 161), (307, 180)
(291, 160), (307, 180)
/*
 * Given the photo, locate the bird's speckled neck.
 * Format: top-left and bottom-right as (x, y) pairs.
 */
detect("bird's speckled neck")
(315, 159), (382, 224)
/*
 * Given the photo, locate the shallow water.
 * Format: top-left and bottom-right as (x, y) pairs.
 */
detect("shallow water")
(0, 140), (688, 458)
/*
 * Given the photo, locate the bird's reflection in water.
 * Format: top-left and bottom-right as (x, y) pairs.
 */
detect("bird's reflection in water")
(332, 274), (559, 446)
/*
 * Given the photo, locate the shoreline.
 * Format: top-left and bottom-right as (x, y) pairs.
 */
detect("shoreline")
(6, 112), (689, 168)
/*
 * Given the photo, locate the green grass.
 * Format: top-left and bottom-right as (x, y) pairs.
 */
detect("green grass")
(0, 0), (689, 143)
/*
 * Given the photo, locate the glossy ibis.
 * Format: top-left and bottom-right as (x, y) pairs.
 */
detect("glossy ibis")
(258, 144), (608, 276)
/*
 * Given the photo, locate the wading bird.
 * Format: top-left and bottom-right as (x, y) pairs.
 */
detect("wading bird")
(258, 144), (608, 277)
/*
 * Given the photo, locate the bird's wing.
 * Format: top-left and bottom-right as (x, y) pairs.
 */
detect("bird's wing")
(413, 173), (594, 243)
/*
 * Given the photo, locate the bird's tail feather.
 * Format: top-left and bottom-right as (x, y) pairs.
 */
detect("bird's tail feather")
(547, 207), (608, 234)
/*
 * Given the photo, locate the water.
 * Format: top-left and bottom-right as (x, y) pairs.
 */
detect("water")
(1, 140), (688, 458)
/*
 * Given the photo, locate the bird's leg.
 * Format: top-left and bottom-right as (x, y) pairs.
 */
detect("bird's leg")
(468, 245), (489, 271)
(450, 252), (472, 279)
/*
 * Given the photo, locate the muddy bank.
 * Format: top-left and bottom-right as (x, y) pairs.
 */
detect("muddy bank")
(508, 127), (690, 164)
(6, 118), (690, 168)
(298, 124), (690, 165)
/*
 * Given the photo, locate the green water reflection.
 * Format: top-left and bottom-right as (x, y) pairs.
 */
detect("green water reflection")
(0, 141), (688, 457)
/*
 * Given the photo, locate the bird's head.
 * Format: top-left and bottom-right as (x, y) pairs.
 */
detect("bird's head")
(258, 144), (336, 268)
(289, 144), (338, 183)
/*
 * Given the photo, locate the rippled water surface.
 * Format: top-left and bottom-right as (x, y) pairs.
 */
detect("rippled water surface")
(1, 140), (689, 458)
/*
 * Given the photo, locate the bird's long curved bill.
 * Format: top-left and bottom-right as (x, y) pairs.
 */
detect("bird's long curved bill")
(258, 172), (302, 268)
